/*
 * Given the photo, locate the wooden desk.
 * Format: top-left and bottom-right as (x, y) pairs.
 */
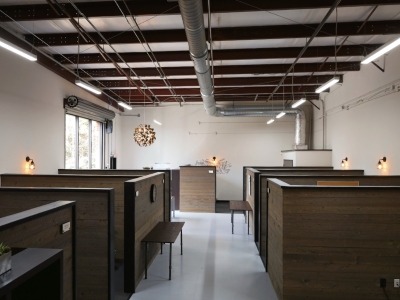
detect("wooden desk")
(142, 222), (185, 280)
(0, 248), (63, 300)
(230, 201), (252, 235)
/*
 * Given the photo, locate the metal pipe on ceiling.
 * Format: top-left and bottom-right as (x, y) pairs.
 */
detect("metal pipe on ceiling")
(177, 0), (308, 148)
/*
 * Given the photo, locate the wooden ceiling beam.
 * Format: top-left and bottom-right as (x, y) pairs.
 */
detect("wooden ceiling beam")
(27, 20), (400, 46)
(82, 62), (359, 77)
(92, 75), (343, 88)
(55, 45), (379, 64)
(1, 0), (400, 21)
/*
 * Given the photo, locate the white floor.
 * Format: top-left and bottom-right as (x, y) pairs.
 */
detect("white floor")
(129, 212), (278, 300)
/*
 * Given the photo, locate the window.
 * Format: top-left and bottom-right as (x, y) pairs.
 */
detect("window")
(65, 114), (103, 169)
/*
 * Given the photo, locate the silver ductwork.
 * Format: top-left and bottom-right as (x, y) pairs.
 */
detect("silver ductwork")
(178, 0), (308, 148)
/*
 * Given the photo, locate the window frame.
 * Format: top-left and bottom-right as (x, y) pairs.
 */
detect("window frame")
(64, 113), (105, 169)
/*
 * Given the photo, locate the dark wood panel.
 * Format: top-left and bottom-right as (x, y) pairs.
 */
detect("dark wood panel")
(266, 179), (400, 300)
(0, 202), (76, 300)
(1, 174), (136, 261)
(58, 169), (171, 222)
(180, 167), (216, 213)
(0, 187), (114, 300)
(124, 173), (165, 293)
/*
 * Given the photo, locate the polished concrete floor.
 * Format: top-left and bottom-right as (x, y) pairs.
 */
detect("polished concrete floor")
(129, 211), (278, 300)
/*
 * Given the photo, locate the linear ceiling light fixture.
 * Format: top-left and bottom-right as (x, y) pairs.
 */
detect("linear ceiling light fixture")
(0, 37), (37, 61)
(276, 112), (286, 118)
(315, 77), (340, 93)
(362, 36), (400, 64)
(267, 119), (275, 125)
(75, 79), (102, 95)
(292, 98), (306, 108)
(153, 120), (162, 125)
(118, 101), (132, 110)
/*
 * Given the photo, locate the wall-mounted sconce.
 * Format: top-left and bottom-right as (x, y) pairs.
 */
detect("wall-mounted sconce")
(377, 157), (386, 170)
(341, 157), (348, 167)
(212, 157), (217, 165)
(26, 156), (35, 170)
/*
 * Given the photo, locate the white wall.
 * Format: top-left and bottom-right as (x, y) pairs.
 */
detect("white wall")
(0, 47), (121, 175)
(313, 46), (400, 175)
(119, 104), (298, 200)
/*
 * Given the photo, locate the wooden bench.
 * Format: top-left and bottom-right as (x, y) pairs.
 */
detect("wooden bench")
(142, 222), (185, 280)
(230, 201), (252, 235)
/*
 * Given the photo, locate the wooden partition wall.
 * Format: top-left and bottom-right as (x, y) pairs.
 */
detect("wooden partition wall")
(180, 166), (216, 213)
(267, 178), (400, 300)
(0, 201), (76, 300)
(58, 169), (171, 222)
(1, 174), (141, 262)
(0, 187), (114, 300)
(245, 168), (365, 252)
(123, 173), (165, 293)
(242, 166), (334, 202)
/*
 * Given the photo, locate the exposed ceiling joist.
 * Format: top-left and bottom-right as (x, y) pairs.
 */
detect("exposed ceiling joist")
(108, 85), (323, 96)
(82, 62), (359, 77)
(55, 45), (379, 64)
(92, 75), (343, 88)
(1, 0), (400, 22)
(26, 20), (400, 47)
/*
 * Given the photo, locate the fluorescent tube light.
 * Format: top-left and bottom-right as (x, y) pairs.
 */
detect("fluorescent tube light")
(276, 112), (286, 118)
(315, 77), (339, 93)
(75, 80), (102, 95)
(292, 98), (306, 108)
(362, 36), (400, 64)
(118, 101), (132, 110)
(267, 119), (274, 125)
(154, 119), (162, 125)
(0, 37), (37, 61)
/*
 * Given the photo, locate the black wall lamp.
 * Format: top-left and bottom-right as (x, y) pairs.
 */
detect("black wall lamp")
(26, 156), (35, 170)
(341, 157), (348, 167)
(377, 157), (386, 170)
(212, 157), (217, 164)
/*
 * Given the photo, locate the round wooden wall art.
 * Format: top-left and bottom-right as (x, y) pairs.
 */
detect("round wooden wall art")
(150, 184), (157, 203)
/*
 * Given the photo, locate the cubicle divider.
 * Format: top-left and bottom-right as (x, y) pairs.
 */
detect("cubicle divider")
(58, 169), (171, 222)
(1, 174), (140, 262)
(180, 166), (216, 213)
(0, 186), (114, 300)
(123, 173), (165, 294)
(0, 201), (76, 300)
(245, 168), (365, 251)
(242, 166), (334, 202)
(266, 177), (400, 300)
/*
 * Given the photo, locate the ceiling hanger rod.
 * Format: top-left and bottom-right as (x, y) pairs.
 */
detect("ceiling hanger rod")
(267, 0), (342, 101)
(60, 0), (159, 104)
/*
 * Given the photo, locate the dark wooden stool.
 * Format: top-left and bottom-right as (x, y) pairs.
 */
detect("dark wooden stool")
(142, 221), (185, 280)
(229, 201), (252, 234)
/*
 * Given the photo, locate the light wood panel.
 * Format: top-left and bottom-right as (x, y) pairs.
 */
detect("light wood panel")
(1, 174), (140, 261)
(267, 178), (400, 300)
(0, 201), (76, 300)
(124, 173), (165, 293)
(317, 181), (359, 186)
(180, 166), (216, 213)
(0, 187), (114, 300)
(58, 169), (171, 222)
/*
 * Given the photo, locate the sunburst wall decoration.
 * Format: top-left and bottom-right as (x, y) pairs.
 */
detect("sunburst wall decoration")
(133, 124), (156, 147)
(195, 158), (232, 174)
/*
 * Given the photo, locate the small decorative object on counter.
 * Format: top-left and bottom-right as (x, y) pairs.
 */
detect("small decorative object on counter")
(0, 242), (11, 275)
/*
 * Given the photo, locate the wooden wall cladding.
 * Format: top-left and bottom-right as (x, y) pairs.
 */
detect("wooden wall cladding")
(0, 174), (140, 262)
(58, 169), (171, 222)
(242, 166), (334, 201)
(0, 187), (114, 300)
(267, 178), (400, 300)
(0, 201), (76, 300)
(180, 166), (216, 213)
(124, 173), (165, 293)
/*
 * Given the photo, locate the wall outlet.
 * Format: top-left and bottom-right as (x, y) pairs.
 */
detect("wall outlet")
(395, 279), (399, 288)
